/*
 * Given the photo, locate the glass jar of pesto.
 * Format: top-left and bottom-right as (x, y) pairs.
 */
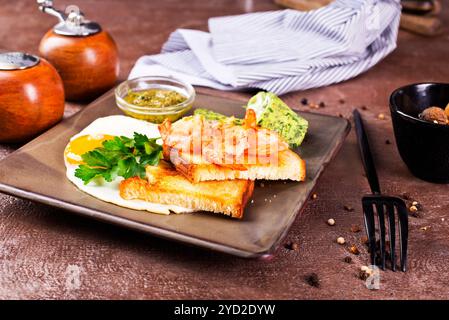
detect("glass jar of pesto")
(115, 76), (195, 123)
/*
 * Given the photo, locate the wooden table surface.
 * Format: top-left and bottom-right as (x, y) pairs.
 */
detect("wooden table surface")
(1, 0), (449, 299)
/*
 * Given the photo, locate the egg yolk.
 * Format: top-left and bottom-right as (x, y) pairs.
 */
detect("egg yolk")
(64, 134), (114, 165)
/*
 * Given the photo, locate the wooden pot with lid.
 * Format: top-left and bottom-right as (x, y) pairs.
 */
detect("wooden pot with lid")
(0, 52), (65, 143)
(37, 0), (120, 102)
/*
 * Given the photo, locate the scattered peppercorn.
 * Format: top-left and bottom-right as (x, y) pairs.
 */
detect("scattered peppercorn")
(343, 205), (354, 212)
(343, 256), (352, 263)
(301, 98), (308, 106)
(360, 266), (370, 272)
(319, 102), (326, 108)
(359, 270), (370, 281)
(349, 245), (360, 255)
(327, 218), (336, 226)
(337, 237), (346, 245)
(284, 241), (300, 251)
(359, 266), (374, 281)
(338, 113), (344, 118)
(304, 273), (320, 288)
(361, 105), (368, 111)
(401, 192), (411, 200)
(350, 224), (362, 233)
(339, 99), (346, 104)
(411, 201), (423, 211)
(361, 236), (369, 245)
(385, 139), (391, 145)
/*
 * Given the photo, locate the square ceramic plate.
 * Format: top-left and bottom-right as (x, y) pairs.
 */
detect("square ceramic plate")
(0, 92), (350, 258)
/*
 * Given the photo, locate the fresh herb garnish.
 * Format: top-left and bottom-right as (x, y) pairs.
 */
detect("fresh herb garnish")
(74, 133), (162, 185)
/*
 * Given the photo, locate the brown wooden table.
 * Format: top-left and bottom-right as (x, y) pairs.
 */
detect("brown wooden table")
(1, 0), (448, 299)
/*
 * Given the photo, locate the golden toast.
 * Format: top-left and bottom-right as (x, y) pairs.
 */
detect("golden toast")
(119, 161), (254, 218)
(165, 146), (306, 183)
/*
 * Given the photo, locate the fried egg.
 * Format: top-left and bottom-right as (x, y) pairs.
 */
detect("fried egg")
(64, 115), (193, 215)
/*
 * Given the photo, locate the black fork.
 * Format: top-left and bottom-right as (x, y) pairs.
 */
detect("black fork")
(353, 110), (409, 272)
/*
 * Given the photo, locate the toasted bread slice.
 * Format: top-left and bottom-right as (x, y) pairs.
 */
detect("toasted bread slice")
(159, 114), (306, 183)
(119, 161), (254, 218)
(164, 145), (306, 183)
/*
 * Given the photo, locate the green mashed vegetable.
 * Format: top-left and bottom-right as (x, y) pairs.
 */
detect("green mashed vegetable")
(194, 92), (308, 148)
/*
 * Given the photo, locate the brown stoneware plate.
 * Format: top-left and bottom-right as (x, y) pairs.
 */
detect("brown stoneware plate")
(0, 91), (350, 258)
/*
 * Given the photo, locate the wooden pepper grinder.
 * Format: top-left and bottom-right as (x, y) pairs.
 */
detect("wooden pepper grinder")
(0, 52), (65, 143)
(37, 0), (119, 101)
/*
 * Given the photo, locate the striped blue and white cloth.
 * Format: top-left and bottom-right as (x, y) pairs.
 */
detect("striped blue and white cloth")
(129, 0), (401, 95)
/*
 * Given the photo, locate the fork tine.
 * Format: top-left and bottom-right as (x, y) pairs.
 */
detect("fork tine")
(386, 203), (396, 271)
(362, 199), (376, 266)
(375, 203), (386, 270)
(396, 200), (409, 272)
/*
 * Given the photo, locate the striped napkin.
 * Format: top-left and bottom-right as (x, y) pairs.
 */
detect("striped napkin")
(129, 0), (401, 95)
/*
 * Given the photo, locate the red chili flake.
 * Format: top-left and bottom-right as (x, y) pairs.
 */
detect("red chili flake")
(349, 245), (360, 255)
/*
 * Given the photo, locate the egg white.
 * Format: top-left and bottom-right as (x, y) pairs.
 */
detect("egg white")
(65, 115), (194, 215)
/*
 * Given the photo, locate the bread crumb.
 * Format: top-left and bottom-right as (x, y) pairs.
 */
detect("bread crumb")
(327, 218), (335, 226)
(337, 237), (345, 245)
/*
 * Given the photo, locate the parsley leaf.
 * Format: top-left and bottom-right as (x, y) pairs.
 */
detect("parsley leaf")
(74, 133), (162, 185)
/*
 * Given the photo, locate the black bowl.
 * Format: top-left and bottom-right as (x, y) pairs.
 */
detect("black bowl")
(390, 82), (449, 183)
